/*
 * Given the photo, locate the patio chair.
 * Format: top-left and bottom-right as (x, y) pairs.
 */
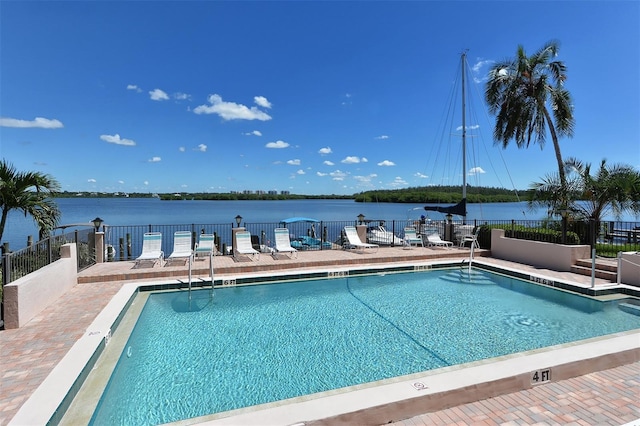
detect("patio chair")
(194, 233), (215, 279)
(195, 233), (216, 258)
(403, 226), (424, 248)
(425, 232), (453, 249)
(167, 231), (194, 265)
(343, 225), (379, 253)
(460, 227), (480, 249)
(273, 228), (298, 259)
(134, 232), (164, 267)
(234, 231), (260, 261)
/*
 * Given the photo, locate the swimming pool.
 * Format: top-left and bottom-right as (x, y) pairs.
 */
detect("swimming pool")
(86, 268), (640, 425)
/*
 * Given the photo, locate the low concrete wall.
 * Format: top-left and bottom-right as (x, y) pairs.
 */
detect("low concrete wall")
(3, 243), (78, 329)
(490, 229), (590, 272)
(620, 252), (640, 287)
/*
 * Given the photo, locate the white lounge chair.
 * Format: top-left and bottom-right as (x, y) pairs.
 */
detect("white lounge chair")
(194, 233), (215, 279)
(195, 233), (216, 258)
(403, 227), (424, 248)
(134, 232), (164, 267)
(273, 228), (298, 259)
(344, 226), (379, 253)
(168, 231), (194, 264)
(234, 231), (260, 261)
(460, 227), (480, 249)
(425, 232), (453, 249)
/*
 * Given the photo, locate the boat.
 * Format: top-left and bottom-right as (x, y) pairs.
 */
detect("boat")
(366, 222), (404, 246)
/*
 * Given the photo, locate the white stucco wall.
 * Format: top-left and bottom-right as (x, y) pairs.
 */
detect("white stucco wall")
(490, 229), (591, 272)
(619, 252), (640, 287)
(3, 243), (78, 329)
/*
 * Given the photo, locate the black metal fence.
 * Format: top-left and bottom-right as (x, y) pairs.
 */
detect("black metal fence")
(1, 229), (95, 327)
(101, 218), (639, 261)
(1, 218), (637, 328)
(1, 229), (95, 286)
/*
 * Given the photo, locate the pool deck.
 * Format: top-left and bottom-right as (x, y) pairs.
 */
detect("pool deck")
(1, 246), (639, 425)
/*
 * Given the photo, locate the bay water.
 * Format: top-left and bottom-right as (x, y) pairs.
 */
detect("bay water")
(3, 198), (637, 251)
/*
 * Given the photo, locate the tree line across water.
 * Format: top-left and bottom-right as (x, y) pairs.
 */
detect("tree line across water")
(54, 186), (525, 203)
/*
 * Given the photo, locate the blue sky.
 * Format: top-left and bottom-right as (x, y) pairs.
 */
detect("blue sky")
(1, 1), (638, 196)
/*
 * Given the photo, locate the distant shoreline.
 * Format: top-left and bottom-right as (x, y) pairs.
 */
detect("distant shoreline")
(53, 186), (525, 204)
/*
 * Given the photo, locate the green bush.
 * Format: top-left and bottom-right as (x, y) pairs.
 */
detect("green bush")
(479, 224), (580, 250)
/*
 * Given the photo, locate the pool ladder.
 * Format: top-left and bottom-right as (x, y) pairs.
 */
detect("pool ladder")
(467, 240), (476, 274)
(187, 252), (215, 300)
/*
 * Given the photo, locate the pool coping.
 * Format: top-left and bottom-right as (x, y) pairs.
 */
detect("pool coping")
(8, 260), (640, 426)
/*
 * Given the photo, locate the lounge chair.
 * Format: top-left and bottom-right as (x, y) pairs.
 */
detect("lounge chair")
(195, 233), (216, 258)
(459, 227), (480, 249)
(234, 231), (260, 261)
(344, 225), (379, 253)
(167, 231), (194, 264)
(273, 228), (298, 259)
(134, 232), (164, 267)
(403, 227), (424, 248)
(425, 232), (453, 249)
(194, 233), (215, 279)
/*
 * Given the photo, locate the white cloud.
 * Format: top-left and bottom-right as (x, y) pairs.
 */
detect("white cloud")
(341, 156), (363, 164)
(472, 59), (494, 83)
(456, 124), (480, 131)
(296, 169), (305, 175)
(254, 96), (272, 109)
(244, 130), (262, 136)
(330, 170), (348, 181)
(323, 160), (335, 166)
(194, 94), (272, 121)
(266, 140), (289, 148)
(414, 172), (428, 178)
(375, 135), (389, 140)
(316, 172), (328, 177)
(179, 147), (186, 152)
(144, 181), (149, 185)
(318, 147), (332, 155)
(100, 134), (136, 146)
(196, 144), (207, 152)
(468, 166), (486, 175)
(390, 176), (408, 187)
(118, 180), (125, 184)
(148, 156), (161, 162)
(127, 84), (142, 93)
(149, 89), (169, 101)
(0, 117), (63, 129)
(354, 174), (377, 183)
(287, 159), (301, 165)
(87, 178), (96, 183)
(377, 160), (395, 166)
(174, 92), (190, 101)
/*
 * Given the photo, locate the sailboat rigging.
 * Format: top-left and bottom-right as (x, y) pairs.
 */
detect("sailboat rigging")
(424, 51), (470, 221)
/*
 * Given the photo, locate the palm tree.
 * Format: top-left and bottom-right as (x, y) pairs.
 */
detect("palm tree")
(485, 40), (575, 199)
(0, 160), (61, 244)
(530, 158), (640, 221)
(529, 158), (640, 246)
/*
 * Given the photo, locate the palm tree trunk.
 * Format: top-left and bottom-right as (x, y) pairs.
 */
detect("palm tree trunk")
(543, 107), (566, 190)
(543, 107), (568, 243)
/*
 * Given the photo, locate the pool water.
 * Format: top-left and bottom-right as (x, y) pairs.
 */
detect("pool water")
(90, 268), (640, 425)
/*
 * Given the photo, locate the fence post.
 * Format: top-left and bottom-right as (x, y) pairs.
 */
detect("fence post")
(127, 233), (132, 259)
(119, 237), (124, 261)
(2, 243), (10, 287)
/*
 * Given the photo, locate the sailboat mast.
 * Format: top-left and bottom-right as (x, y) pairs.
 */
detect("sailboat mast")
(461, 51), (467, 222)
